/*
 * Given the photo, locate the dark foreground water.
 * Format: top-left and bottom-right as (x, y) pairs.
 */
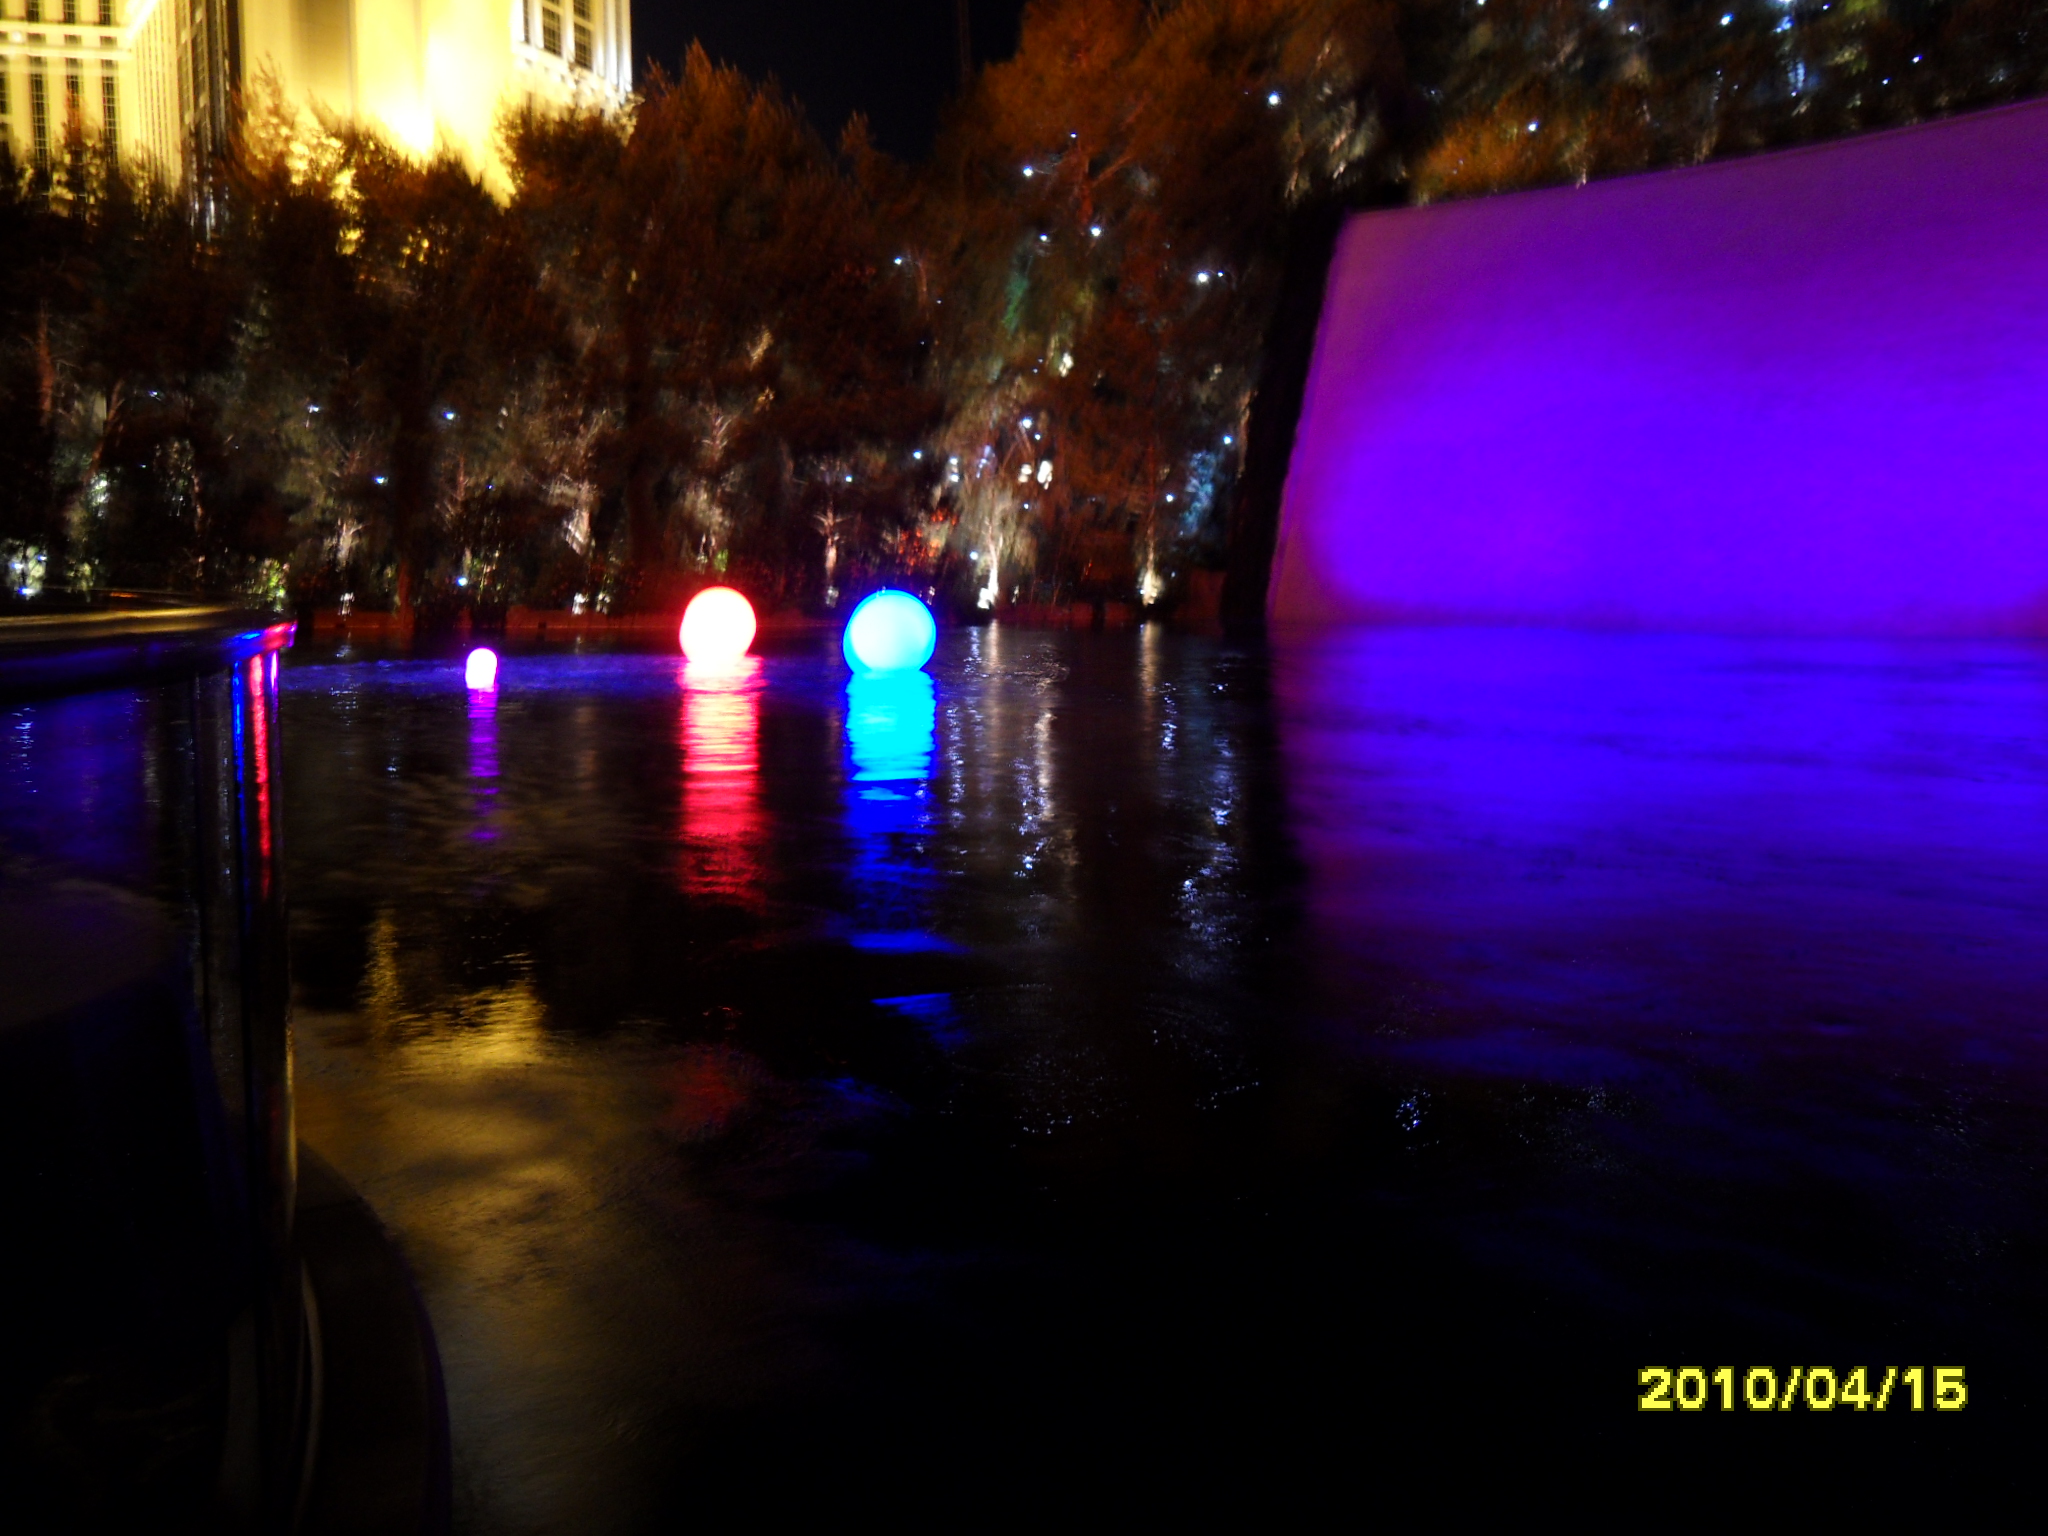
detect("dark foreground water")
(280, 627), (2046, 1521)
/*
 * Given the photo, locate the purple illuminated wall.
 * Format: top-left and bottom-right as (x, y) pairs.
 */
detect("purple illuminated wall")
(1271, 98), (2048, 635)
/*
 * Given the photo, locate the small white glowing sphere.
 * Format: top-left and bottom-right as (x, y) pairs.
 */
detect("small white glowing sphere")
(680, 586), (758, 666)
(464, 647), (499, 692)
(843, 590), (937, 674)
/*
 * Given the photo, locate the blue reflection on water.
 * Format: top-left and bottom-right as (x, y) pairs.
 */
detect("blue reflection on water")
(874, 991), (968, 1049)
(846, 670), (937, 786)
(843, 669), (939, 948)
(1276, 627), (2048, 1083)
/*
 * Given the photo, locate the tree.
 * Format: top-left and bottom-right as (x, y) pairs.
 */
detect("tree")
(916, 0), (1403, 607)
(508, 54), (936, 611)
(0, 157), (68, 582)
(314, 131), (543, 611)
(1411, 0), (2048, 202)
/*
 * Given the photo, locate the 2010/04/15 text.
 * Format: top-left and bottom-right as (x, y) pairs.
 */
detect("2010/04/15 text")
(1638, 1367), (1966, 1412)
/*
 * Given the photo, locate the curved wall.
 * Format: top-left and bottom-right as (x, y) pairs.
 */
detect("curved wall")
(1270, 98), (2048, 635)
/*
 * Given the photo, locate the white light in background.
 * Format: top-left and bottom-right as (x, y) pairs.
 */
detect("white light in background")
(978, 545), (1001, 609)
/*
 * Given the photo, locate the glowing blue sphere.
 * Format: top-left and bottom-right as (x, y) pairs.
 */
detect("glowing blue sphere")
(843, 590), (936, 674)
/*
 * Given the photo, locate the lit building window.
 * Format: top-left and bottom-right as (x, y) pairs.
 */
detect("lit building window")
(26, 1), (41, 23)
(100, 60), (116, 150)
(29, 64), (49, 169)
(63, 0), (76, 23)
(541, 2), (561, 56)
(97, 0), (111, 24)
(188, 20), (204, 123)
(573, 0), (591, 69)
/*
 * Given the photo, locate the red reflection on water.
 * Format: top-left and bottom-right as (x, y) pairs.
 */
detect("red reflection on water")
(676, 659), (764, 905)
(244, 655), (275, 895)
(659, 1046), (761, 1144)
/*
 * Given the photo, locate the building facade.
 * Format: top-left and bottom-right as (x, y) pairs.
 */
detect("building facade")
(0, 0), (628, 184)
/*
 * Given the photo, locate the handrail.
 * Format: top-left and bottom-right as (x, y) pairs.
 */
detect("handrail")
(0, 600), (295, 703)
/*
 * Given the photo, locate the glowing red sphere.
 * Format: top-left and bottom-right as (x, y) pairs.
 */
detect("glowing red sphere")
(680, 587), (758, 667)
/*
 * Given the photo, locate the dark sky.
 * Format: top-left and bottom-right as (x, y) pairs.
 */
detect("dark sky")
(629, 1), (1032, 161)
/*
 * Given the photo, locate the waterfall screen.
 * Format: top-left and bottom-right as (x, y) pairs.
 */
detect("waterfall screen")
(1270, 97), (2048, 636)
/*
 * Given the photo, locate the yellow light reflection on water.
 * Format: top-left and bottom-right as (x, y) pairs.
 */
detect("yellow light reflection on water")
(295, 908), (716, 1531)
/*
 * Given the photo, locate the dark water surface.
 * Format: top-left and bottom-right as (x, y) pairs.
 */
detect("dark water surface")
(281, 628), (2044, 1521)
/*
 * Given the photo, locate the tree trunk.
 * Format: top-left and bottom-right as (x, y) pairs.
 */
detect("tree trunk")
(621, 341), (662, 603)
(1221, 200), (1346, 633)
(391, 385), (433, 616)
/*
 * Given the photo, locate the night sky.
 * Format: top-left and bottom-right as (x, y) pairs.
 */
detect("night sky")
(629, 0), (1032, 160)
